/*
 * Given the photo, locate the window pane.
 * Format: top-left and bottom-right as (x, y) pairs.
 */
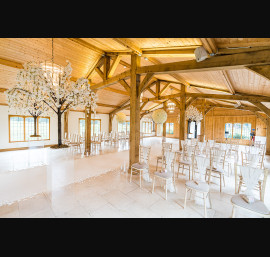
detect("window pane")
(118, 122), (122, 132)
(10, 116), (24, 142)
(225, 123), (232, 138)
(242, 123), (251, 140)
(94, 120), (100, 135)
(233, 123), (242, 139)
(127, 122), (130, 133)
(169, 123), (174, 134)
(25, 117), (35, 140)
(79, 119), (85, 137)
(165, 123), (169, 134)
(38, 118), (50, 140)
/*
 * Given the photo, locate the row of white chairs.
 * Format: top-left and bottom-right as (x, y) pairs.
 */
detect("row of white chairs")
(130, 141), (269, 218)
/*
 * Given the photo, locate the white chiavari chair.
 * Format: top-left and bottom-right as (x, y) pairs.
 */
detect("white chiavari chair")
(152, 150), (176, 200)
(130, 145), (151, 188)
(184, 155), (212, 218)
(231, 165), (269, 218)
(205, 148), (226, 192)
(177, 145), (196, 180)
(156, 142), (173, 171)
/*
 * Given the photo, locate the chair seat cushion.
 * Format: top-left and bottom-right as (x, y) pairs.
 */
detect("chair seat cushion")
(131, 162), (148, 170)
(231, 194), (270, 215)
(154, 171), (173, 179)
(179, 160), (191, 165)
(206, 166), (225, 173)
(185, 180), (209, 192)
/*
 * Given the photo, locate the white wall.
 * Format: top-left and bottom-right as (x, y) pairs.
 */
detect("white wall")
(68, 111), (109, 135)
(112, 115), (130, 132)
(0, 105), (59, 150)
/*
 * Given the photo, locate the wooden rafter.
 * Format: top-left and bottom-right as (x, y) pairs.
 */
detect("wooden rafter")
(200, 38), (218, 55)
(107, 55), (122, 78)
(118, 79), (130, 94)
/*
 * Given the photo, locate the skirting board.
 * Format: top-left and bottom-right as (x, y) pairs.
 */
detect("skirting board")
(0, 145), (55, 152)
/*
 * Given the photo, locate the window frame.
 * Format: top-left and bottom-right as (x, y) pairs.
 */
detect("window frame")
(79, 118), (101, 137)
(224, 122), (251, 140)
(9, 115), (50, 143)
(117, 121), (130, 134)
(166, 122), (174, 135)
(142, 121), (153, 134)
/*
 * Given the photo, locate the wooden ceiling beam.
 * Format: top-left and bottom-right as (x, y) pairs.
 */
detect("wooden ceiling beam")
(107, 55), (122, 78)
(103, 87), (129, 96)
(113, 38), (142, 56)
(90, 70), (131, 90)
(97, 103), (120, 108)
(0, 57), (23, 69)
(248, 100), (270, 119)
(246, 65), (270, 82)
(145, 92), (270, 102)
(159, 82), (171, 95)
(136, 49), (270, 75)
(68, 38), (104, 55)
(139, 73), (155, 93)
(118, 79), (130, 95)
(200, 38), (218, 55)
(86, 56), (104, 79)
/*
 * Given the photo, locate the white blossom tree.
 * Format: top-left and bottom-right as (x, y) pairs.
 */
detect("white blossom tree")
(39, 61), (98, 147)
(5, 62), (49, 137)
(5, 61), (98, 147)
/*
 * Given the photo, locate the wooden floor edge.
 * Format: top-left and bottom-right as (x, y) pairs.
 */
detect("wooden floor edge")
(0, 144), (55, 152)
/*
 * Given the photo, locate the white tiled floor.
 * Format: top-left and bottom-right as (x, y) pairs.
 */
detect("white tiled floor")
(0, 137), (269, 218)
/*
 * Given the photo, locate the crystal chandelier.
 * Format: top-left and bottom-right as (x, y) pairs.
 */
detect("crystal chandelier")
(185, 105), (203, 123)
(167, 101), (176, 113)
(177, 105), (203, 123)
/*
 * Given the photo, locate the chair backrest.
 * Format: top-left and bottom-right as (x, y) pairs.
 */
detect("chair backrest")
(139, 145), (151, 165)
(208, 140), (215, 147)
(162, 150), (175, 173)
(194, 155), (210, 181)
(238, 165), (268, 200)
(241, 152), (261, 168)
(162, 142), (173, 154)
(210, 148), (226, 169)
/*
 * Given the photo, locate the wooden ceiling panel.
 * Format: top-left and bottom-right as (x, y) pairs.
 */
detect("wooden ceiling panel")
(0, 38), (101, 79)
(128, 38), (202, 49)
(215, 38), (270, 48)
(96, 88), (129, 106)
(227, 68), (270, 96)
(80, 38), (129, 51)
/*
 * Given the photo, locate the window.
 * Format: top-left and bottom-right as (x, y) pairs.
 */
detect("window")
(233, 123), (242, 139)
(79, 118), (101, 137)
(10, 116), (24, 142)
(224, 122), (252, 140)
(225, 123), (233, 138)
(118, 121), (130, 134)
(242, 123), (251, 140)
(142, 121), (152, 134)
(9, 115), (50, 142)
(38, 118), (50, 140)
(166, 123), (174, 134)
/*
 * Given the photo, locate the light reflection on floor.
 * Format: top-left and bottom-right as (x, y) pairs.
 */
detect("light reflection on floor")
(0, 137), (269, 218)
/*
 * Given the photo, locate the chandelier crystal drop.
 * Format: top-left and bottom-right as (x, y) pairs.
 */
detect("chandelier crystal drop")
(185, 105), (203, 123)
(167, 101), (176, 113)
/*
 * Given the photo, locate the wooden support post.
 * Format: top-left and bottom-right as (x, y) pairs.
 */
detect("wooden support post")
(162, 103), (167, 142)
(200, 99), (206, 142)
(265, 118), (270, 155)
(156, 80), (160, 97)
(109, 114), (113, 133)
(103, 54), (111, 81)
(179, 84), (186, 150)
(64, 110), (69, 137)
(84, 106), (91, 156)
(129, 54), (141, 171)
